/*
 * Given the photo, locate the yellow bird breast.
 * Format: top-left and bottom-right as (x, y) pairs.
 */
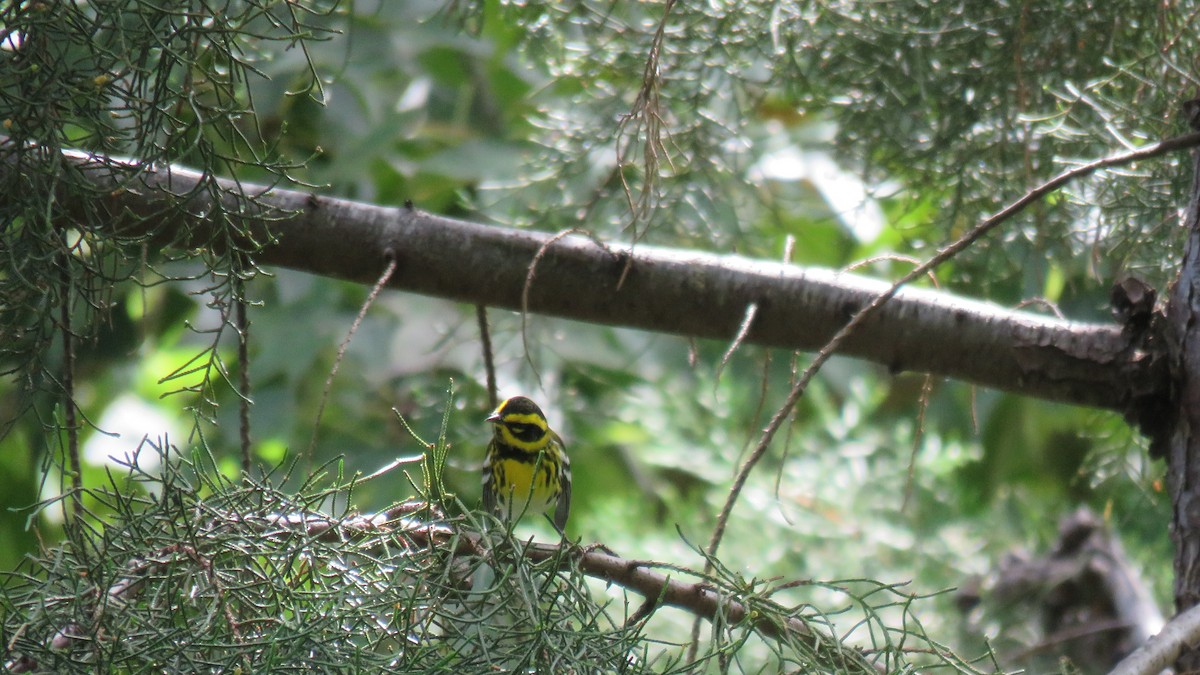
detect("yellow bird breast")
(494, 457), (557, 513)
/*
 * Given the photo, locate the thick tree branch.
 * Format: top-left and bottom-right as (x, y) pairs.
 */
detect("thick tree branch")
(8, 145), (1172, 417)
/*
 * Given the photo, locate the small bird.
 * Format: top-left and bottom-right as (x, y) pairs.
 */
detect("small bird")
(482, 396), (571, 533)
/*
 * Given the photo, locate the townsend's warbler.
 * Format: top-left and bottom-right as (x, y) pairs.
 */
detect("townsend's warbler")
(482, 396), (571, 533)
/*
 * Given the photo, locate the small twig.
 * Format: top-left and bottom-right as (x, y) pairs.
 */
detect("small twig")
(234, 268), (252, 476)
(356, 452), (427, 484)
(626, 595), (661, 626)
(521, 229), (581, 386)
(521, 228), (615, 385)
(772, 352), (800, 519)
(59, 240), (81, 526)
(476, 305), (497, 408)
(770, 243), (797, 507)
(840, 255), (942, 517)
(1014, 296), (1067, 320)
(901, 375), (935, 513)
(306, 254), (398, 458)
(714, 302), (758, 387)
(612, 0), (679, 288)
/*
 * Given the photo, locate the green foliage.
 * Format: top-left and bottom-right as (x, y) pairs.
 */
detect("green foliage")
(461, 1), (1194, 290)
(0, 0), (339, 381)
(0, 445), (636, 672)
(0, 442), (996, 674)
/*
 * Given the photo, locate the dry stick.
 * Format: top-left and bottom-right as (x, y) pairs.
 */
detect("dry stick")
(896, 294), (1065, 507)
(714, 302), (758, 387)
(901, 375), (935, 513)
(476, 305), (497, 409)
(770, 238), (797, 508)
(688, 130), (1200, 662)
(521, 228), (613, 386)
(696, 252), (947, 654)
(234, 274), (252, 476)
(58, 248), (81, 525)
(843, 254), (942, 515)
(617, 0), (675, 220)
(612, 0), (677, 289)
(305, 255), (398, 458)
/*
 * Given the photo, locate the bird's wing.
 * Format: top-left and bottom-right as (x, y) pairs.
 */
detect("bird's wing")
(553, 434), (571, 533)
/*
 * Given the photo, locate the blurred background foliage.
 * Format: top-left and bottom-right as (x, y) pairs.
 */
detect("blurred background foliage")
(1, 0), (1193, 670)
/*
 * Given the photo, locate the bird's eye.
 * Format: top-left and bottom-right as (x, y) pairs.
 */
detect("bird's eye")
(507, 423), (527, 434)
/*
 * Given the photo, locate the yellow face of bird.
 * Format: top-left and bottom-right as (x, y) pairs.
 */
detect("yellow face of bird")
(487, 396), (551, 452)
(483, 395), (569, 529)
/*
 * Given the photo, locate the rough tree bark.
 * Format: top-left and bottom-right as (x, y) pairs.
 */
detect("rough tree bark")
(0, 146), (1165, 421)
(1166, 100), (1200, 671)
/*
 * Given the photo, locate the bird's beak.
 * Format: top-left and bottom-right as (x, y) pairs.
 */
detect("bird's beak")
(485, 411), (501, 423)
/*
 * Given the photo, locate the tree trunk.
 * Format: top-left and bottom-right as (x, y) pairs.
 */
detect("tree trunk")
(1166, 99), (1200, 671)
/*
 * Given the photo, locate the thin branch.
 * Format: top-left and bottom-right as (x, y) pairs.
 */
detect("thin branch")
(714, 302), (758, 386)
(521, 227), (614, 387)
(840, 256), (939, 514)
(614, 0), (678, 269)
(305, 253), (398, 458)
(234, 272), (252, 476)
(58, 240), (81, 526)
(901, 375), (935, 513)
(476, 305), (497, 409)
